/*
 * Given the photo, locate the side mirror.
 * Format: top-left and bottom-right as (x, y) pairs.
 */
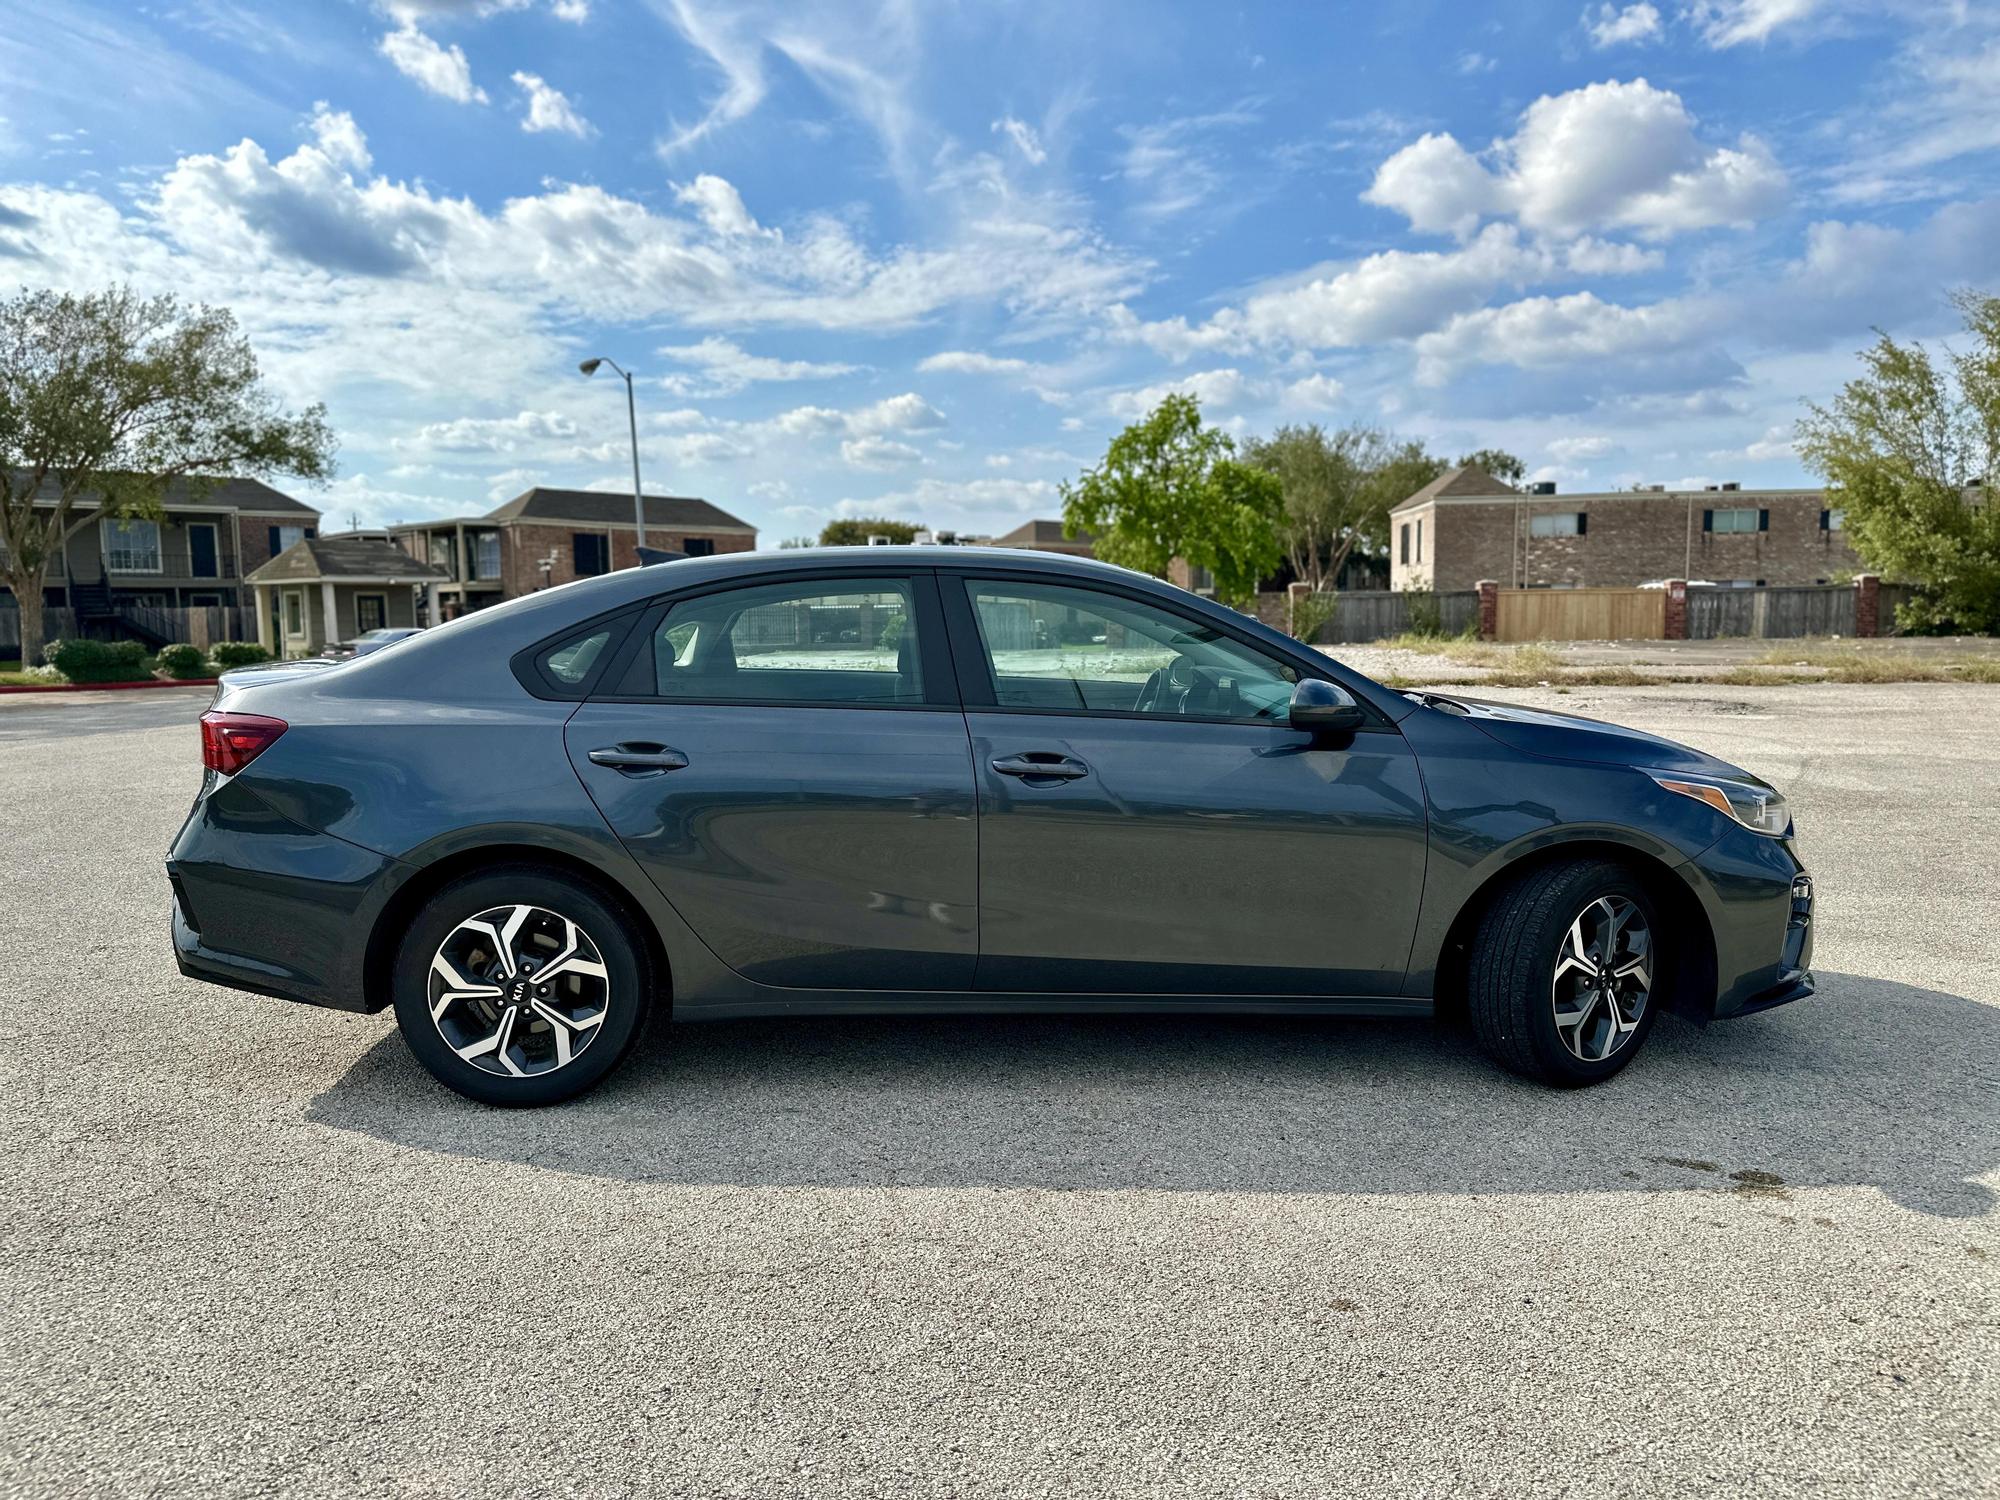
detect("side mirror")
(1289, 678), (1365, 733)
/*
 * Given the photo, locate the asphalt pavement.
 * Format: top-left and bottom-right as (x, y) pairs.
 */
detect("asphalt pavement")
(0, 681), (1993, 1498)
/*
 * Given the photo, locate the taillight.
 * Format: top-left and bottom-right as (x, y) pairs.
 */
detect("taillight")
(200, 711), (288, 776)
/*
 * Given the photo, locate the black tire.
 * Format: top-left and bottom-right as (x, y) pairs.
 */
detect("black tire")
(1466, 858), (1661, 1087)
(391, 865), (654, 1107)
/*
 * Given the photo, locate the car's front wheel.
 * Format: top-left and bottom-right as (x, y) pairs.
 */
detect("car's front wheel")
(391, 866), (653, 1106)
(1466, 858), (1660, 1086)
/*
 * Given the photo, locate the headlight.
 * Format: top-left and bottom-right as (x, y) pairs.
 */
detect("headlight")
(1651, 774), (1791, 836)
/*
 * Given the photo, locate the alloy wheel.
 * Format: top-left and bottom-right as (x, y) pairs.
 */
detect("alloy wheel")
(427, 903), (611, 1078)
(1549, 895), (1652, 1063)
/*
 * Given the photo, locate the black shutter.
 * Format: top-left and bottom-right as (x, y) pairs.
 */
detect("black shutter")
(268, 525), (279, 555)
(304, 527), (315, 539)
(1702, 509), (1713, 532)
(1758, 509), (1769, 532)
(1819, 509), (1829, 530)
(572, 534), (592, 574)
(1575, 512), (1587, 535)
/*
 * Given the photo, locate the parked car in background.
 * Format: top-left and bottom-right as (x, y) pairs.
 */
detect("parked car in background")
(168, 547), (1814, 1106)
(320, 626), (423, 661)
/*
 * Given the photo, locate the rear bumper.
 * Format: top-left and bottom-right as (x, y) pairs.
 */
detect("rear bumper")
(166, 778), (404, 1013)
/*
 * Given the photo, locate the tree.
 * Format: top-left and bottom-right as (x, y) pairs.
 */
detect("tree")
(1456, 447), (1526, 484)
(1241, 422), (1400, 593)
(1796, 290), (2000, 633)
(0, 287), (334, 664)
(1060, 394), (1282, 607)
(819, 516), (922, 546)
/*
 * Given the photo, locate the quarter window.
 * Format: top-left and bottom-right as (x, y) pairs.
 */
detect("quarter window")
(637, 578), (925, 704)
(961, 579), (1297, 722)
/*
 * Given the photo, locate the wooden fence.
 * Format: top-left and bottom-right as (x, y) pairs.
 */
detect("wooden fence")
(1495, 588), (1665, 642)
(1254, 590), (1480, 644)
(1688, 585), (1852, 639)
(0, 608), (79, 657)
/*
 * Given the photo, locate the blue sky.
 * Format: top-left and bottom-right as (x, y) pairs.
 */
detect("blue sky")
(2, 1), (1996, 540)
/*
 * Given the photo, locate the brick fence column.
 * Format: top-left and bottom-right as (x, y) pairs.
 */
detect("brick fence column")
(1476, 579), (1499, 641)
(1854, 573), (1880, 637)
(1664, 579), (1688, 641)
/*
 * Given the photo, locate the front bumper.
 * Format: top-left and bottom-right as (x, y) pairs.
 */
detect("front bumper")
(1687, 830), (1815, 1020)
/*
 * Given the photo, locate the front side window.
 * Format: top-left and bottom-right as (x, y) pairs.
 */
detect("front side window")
(103, 518), (161, 572)
(962, 578), (1297, 722)
(634, 577), (925, 705)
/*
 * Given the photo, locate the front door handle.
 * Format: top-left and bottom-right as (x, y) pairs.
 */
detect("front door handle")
(991, 754), (1089, 781)
(588, 744), (689, 775)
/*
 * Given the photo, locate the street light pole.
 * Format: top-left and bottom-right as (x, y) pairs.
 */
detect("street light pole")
(580, 356), (647, 551)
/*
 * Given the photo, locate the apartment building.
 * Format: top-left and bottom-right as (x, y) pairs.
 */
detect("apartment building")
(388, 487), (757, 618)
(1389, 465), (1861, 591)
(0, 472), (320, 631)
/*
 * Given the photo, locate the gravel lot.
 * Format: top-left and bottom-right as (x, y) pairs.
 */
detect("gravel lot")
(1, 679), (1994, 1499)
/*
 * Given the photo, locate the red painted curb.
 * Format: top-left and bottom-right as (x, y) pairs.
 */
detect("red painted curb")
(0, 678), (218, 695)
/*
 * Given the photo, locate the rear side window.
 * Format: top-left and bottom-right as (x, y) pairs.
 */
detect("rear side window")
(513, 610), (638, 699)
(622, 577), (926, 705)
(544, 628), (611, 685)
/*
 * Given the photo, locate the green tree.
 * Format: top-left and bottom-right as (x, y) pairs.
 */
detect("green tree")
(0, 287), (334, 664)
(1060, 394), (1283, 607)
(1796, 290), (2000, 633)
(1241, 422), (1400, 593)
(818, 516), (922, 546)
(1456, 447), (1526, 484)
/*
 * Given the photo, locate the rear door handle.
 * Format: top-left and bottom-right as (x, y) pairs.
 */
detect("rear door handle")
(588, 744), (689, 775)
(991, 754), (1089, 781)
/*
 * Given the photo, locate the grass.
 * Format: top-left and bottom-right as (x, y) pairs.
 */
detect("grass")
(1365, 632), (2000, 689)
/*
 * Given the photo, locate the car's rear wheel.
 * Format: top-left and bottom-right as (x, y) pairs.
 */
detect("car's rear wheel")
(391, 867), (652, 1106)
(1466, 858), (1660, 1086)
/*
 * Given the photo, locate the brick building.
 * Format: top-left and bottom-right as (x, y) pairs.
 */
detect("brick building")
(1389, 465), (1861, 591)
(991, 519), (1096, 557)
(389, 487), (756, 618)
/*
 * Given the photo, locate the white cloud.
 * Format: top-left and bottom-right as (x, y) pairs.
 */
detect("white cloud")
(1689, 0), (1820, 48)
(1117, 107), (1258, 220)
(398, 409), (579, 453)
(918, 350), (1034, 375)
(1284, 373), (1345, 410)
(550, 0), (589, 19)
(1707, 424), (1796, 462)
(1364, 79), (1786, 241)
(673, 173), (771, 238)
(1547, 435), (1616, 461)
(308, 103), (370, 173)
(1455, 52), (1498, 75)
(657, 336), (857, 395)
(770, 392), (946, 439)
(512, 72), (593, 137)
(991, 116), (1046, 165)
(663, 431), (753, 465)
(1106, 367), (1261, 418)
(378, 25), (487, 105)
(840, 435), (924, 469)
(1584, 3), (1662, 47)
(1412, 291), (1707, 384)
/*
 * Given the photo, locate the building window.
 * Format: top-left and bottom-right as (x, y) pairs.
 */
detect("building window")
(1821, 508), (1846, 532)
(1414, 519), (1422, 563)
(1399, 523), (1411, 564)
(103, 518), (162, 572)
(573, 533), (610, 576)
(356, 594), (387, 633)
(1706, 507), (1764, 534)
(471, 531), (501, 580)
(268, 524), (309, 558)
(683, 537), (716, 558)
(283, 590), (304, 636)
(428, 532), (459, 578)
(1528, 512), (1587, 537)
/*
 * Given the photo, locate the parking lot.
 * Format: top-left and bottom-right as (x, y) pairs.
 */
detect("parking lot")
(1, 680), (1994, 1498)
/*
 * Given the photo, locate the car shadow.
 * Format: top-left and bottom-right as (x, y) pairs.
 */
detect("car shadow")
(305, 971), (1999, 1218)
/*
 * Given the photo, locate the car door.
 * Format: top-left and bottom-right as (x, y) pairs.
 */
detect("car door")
(943, 571), (1427, 997)
(564, 570), (979, 990)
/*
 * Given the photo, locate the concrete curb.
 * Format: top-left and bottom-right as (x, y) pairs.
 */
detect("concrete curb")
(0, 678), (218, 696)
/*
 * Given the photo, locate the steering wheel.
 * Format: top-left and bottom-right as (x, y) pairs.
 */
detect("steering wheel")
(1133, 666), (1167, 714)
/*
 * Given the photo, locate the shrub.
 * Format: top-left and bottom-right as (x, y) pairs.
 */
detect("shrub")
(210, 641), (273, 668)
(44, 638), (151, 683)
(156, 643), (210, 679)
